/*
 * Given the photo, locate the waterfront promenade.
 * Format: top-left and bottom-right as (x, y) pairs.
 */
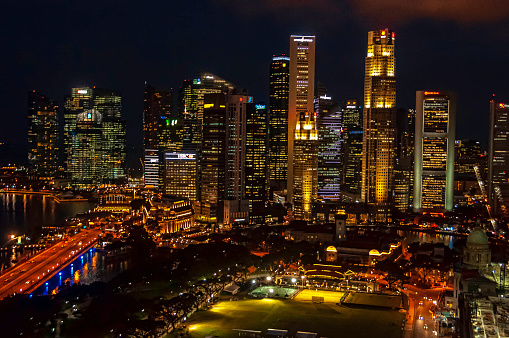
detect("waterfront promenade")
(0, 228), (102, 299)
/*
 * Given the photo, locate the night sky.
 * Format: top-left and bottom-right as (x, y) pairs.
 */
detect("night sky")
(2, 0), (509, 168)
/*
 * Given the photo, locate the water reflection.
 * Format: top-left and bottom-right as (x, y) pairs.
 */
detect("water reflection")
(398, 230), (455, 250)
(33, 249), (130, 296)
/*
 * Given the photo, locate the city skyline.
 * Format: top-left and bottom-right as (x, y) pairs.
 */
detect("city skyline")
(2, 2), (509, 167)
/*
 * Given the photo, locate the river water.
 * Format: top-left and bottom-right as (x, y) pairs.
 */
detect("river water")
(0, 193), (129, 292)
(0, 193), (95, 245)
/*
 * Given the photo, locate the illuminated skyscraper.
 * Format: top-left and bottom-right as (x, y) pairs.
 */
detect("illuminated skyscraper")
(143, 83), (173, 150)
(293, 111), (318, 220)
(178, 72), (234, 151)
(199, 93), (251, 225)
(27, 91), (59, 180)
(246, 103), (268, 224)
(269, 55), (290, 189)
(288, 35), (315, 203)
(414, 91), (456, 213)
(64, 88), (93, 169)
(488, 100), (509, 214)
(361, 29), (396, 222)
(65, 87), (126, 185)
(94, 88), (126, 181)
(69, 109), (104, 189)
(342, 99), (363, 198)
(315, 84), (341, 201)
(162, 152), (197, 201)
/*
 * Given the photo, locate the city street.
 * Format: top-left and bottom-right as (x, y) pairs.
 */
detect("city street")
(403, 284), (443, 338)
(0, 228), (102, 299)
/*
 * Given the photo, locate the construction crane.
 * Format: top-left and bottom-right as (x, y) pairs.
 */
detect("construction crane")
(494, 185), (508, 216)
(474, 165), (497, 231)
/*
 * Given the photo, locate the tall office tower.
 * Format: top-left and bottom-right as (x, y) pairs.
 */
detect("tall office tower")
(69, 110), (104, 189)
(65, 87), (126, 185)
(342, 99), (363, 198)
(414, 91), (456, 213)
(200, 94), (228, 224)
(27, 91), (59, 180)
(162, 152), (197, 201)
(144, 149), (160, 189)
(143, 83), (173, 150)
(315, 84), (341, 201)
(488, 101), (509, 214)
(288, 35), (315, 203)
(178, 72), (235, 151)
(94, 89), (126, 182)
(64, 88), (93, 169)
(455, 139), (484, 198)
(199, 93), (252, 226)
(269, 55), (290, 190)
(246, 103), (268, 224)
(361, 29), (397, 222)
(293, 111), (318, 220)
(394, 108), (415, 212)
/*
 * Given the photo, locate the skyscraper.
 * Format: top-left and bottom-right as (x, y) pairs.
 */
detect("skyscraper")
(199, 92), (252, 226)
(293, 111), (318, 220)
(246, 103), (268, 224)
(94, 88), (126, 182)
(361, 29), (396, 222)
(414, 91), (456, 213)
(27, 91), (59, 180)
(64, 88), (93, 170)
(162, 152), (197, 201)
(488, 100), (509, 214)
(342, 99), (363, 198)
(69, 109), (104, 189)
(143, 83), (173, 150)
(65, 87), (126, 187)
(269, 55), (290, 190)
(288, 35), (315, 204)
(315, 84), (341, 201)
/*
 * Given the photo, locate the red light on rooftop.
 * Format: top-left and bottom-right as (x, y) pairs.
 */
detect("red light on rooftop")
(239, 97), (243, 102)
(392, 32), (395, 38)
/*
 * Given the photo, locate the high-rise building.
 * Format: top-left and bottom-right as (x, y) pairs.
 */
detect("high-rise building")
(27, 91), (59, 180)
(69, 109), (104, 189)
(178, 72), (234, 152)
(414, 91), (456, 213)
(199, 94), (228, 223)
(162, 152), (197, 201)
(342, 99), (363, 198)
(246, 103), (268, 224)
(198, 92), (252, 226)
(361, 29), (397, 222)
(144, 149), (160, 190)
(315, 84), (341, 201)
(455, 139), (484, 198)
(488, 101), (509, 214)
(288, 35), (315, 204)
(65, 87), (126, 187)
(143, 83), (173, 150)
(94, 89), (126, 182)
(64, 88), (93, 169)
(293, 111), (318, 220)
(269, 55), (290, 190)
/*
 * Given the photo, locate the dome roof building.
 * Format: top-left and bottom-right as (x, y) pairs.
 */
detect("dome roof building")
(463, 227), (491, 270)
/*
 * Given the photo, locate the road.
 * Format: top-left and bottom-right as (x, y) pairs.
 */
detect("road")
(0, 228), (102, 299)
(403, 284), (443, 338)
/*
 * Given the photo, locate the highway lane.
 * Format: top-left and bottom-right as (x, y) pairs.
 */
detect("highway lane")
(0, 228), (102, 299)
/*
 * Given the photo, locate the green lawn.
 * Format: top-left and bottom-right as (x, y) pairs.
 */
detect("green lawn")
(167, 297), (404, 338)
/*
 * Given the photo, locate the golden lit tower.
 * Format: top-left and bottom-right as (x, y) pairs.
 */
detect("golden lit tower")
(288, 35), (315, 203)
(293, 111), (318, 220)
(361, 29), (396, 222)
